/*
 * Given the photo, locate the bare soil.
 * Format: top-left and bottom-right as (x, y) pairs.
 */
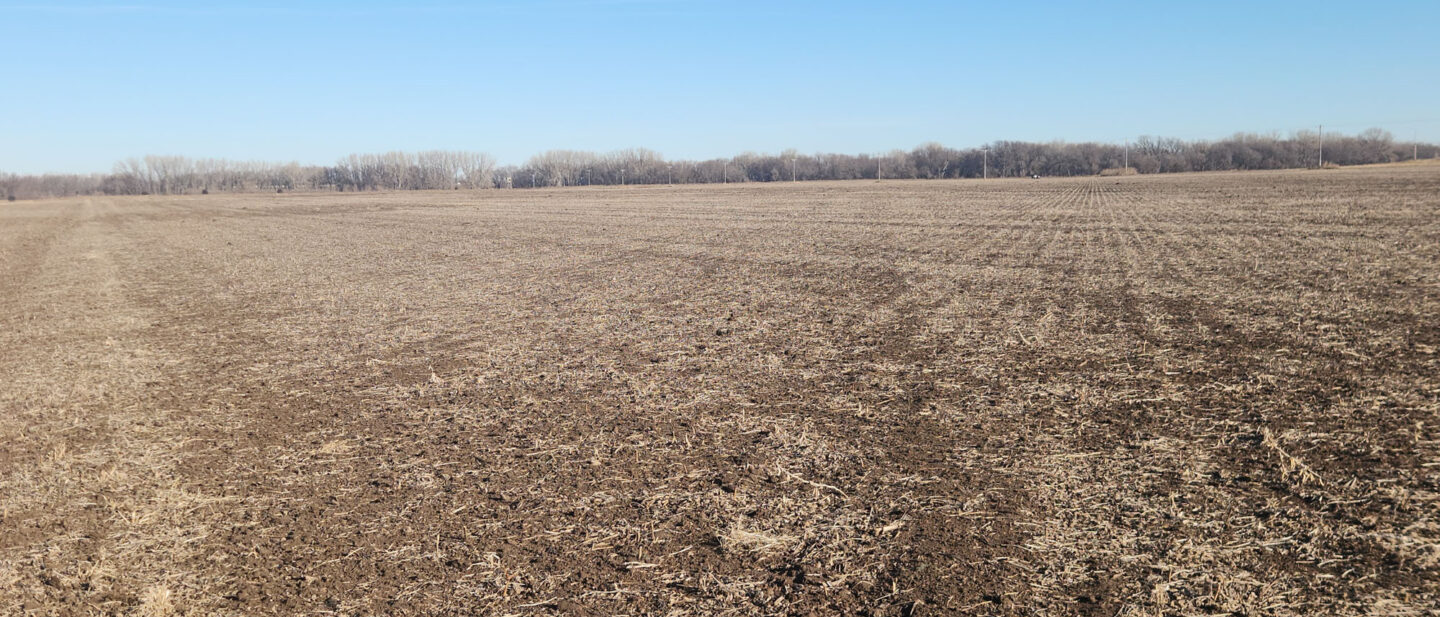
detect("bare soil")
(2, 166), (1438, 616)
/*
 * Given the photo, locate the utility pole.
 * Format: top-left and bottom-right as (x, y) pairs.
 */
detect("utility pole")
(982, 147), (988, 179)
(1124, 140), (1129, 169)
(791, 157), (797, 182)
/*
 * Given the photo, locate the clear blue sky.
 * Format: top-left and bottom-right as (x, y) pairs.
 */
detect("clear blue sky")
(3, 0), (1438, 174)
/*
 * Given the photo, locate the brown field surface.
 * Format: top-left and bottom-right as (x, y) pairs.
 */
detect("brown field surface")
(2, 166), (1438, 616)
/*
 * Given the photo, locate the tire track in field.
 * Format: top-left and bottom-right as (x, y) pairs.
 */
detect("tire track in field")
(0, 199), (237, 616)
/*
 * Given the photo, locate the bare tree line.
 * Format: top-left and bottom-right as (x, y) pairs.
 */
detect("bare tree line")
(331, 151), (496, 192)
(106, 156), (321, 195)
(2, 129), (1436, 200)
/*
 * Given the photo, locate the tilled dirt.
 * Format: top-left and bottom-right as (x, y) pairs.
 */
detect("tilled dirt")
(2, 166), (1438, 616)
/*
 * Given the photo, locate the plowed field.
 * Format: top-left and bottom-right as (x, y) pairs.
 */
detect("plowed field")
(3, 165), (1438, 615)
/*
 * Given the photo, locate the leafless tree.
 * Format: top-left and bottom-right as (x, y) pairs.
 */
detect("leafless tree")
(2, 129), (1431, 200)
